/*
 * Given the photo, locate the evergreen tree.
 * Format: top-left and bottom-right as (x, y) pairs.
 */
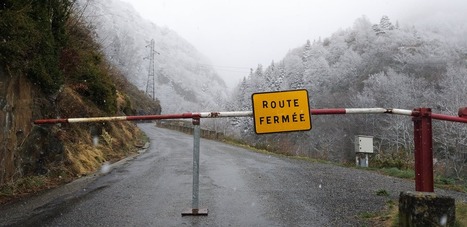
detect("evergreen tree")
(372, 24), (384, 35)
(380, 15), (395, 30)
(272, 63), (285, 91)
(263, 61), (275, 90)
(302, 39), (312, 63)
(252, 64), (265, 91)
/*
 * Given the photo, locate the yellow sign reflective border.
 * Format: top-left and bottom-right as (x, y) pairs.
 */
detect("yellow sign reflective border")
(252, 89), (312, 134)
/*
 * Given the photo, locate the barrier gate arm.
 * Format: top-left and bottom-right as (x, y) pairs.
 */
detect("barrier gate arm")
(33, 108), (413, 125)
(310, 107), (414, 116)
(33, 111), (254, 124)
(34, 107), (467, 193)
(33, 108), (467, 124)
(31, 108), (418, 124)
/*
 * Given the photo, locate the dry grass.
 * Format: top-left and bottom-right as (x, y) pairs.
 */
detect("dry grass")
(65, 144), (105, 176)
(63, 122), (144, 177)
(0, 86), (146, 204)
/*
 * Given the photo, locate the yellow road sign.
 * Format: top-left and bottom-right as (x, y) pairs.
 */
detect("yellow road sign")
(252, 89), (312, 134)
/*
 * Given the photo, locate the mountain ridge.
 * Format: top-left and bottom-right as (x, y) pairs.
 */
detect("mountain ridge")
(77, 0), (228, 114)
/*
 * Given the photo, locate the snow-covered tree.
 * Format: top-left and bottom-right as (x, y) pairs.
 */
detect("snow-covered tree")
(226, 14), (467, 179)
(380, 15), (395, 31)
(433, 65), (467, 178)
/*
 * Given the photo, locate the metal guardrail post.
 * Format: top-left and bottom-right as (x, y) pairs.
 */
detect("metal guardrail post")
(182, 117), (208, 216)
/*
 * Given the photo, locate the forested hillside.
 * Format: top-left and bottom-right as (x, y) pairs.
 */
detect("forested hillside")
(229, 16), (467, 179)
(75, 0), (228, 114)
(0, 0), (160, 201)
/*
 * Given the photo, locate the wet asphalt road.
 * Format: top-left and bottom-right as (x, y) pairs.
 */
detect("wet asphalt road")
(2, 123), (467, 226)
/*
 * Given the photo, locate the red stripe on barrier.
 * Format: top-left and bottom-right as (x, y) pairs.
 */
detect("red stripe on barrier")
(33, 119), (69, 124)
(310, 108), (346, 115)
(431, 113), (467, 123)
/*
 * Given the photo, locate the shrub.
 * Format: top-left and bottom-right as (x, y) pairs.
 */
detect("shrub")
(0, 0), (72, 94)
(0, 0), (117, 112)
(371, 150), (413, 170)
(376, 189), (390, 196)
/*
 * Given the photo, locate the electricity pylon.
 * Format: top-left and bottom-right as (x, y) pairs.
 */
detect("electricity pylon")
(145, 39), (159, 100)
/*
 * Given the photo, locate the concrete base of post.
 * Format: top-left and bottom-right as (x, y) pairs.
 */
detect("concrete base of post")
(399, 191), (455, 226)
(181, 208), (208, 216)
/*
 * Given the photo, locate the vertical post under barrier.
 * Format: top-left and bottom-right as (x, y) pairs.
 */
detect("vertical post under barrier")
(182, 117), (208, 216)
(412, 108), (434, 192)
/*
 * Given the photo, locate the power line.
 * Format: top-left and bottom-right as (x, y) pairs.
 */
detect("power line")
(198, 63), (251, 70)
(211, 68), (250, 73)
(198, 64), (251, 74)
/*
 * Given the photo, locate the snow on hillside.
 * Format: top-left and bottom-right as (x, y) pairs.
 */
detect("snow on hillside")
(75, 0), (228, 113)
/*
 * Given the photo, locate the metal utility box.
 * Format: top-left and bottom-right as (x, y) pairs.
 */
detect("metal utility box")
(355, 136), (374, 154)
(355, 136), (373, 168)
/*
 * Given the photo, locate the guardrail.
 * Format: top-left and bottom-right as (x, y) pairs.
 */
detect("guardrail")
(156, 120), (225, 140)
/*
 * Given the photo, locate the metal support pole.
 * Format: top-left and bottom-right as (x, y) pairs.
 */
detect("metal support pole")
(182, 117), (208, 216)
(192, 118), (200, 210)
(412, 108), (434, 192)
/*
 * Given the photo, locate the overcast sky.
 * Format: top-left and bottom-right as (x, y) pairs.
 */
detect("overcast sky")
(121, 0), (467, 89)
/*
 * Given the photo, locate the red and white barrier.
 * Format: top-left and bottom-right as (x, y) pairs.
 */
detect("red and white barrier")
(34, 107), (467, 193)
